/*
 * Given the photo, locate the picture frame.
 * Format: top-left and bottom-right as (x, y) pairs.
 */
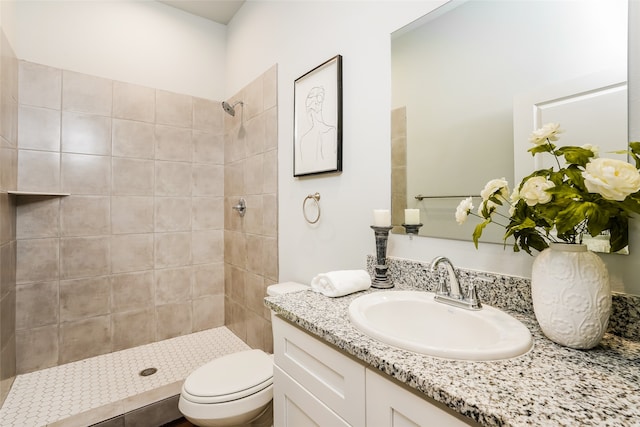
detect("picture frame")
(293, 55), (343, 177)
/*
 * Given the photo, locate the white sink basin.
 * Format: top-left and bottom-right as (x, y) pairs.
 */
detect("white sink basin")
(348, 290), (533, 361)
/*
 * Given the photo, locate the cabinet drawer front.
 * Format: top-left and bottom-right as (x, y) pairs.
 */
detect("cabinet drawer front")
(273, 315), (365, 427)
(274, 366), (352, 427)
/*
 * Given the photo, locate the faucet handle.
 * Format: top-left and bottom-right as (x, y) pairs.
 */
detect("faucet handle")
(466, 282), (482, 309)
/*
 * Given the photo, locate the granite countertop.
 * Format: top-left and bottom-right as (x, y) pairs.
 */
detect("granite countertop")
(264, 283), (640, 427)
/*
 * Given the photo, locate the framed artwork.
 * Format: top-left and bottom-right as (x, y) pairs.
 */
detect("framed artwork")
(293, 55), (343, 177)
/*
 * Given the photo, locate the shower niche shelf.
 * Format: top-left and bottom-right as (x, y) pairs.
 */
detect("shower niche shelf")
(8, 191), (70, 197)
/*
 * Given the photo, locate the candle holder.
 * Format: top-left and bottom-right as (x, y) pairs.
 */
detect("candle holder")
(370, 225), (394, 289)
(402, 223), (423, 239)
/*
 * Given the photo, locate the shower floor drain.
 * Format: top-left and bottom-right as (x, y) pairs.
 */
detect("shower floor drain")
(139, 368), (157, 377)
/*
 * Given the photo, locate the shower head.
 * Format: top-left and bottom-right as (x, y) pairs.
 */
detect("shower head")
(221, 100), (244, 117)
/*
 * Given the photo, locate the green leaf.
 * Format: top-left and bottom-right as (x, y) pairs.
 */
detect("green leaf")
(555, 146), (594, 167)
(472, 219), (491, 248)
(528, 144), (555, 156)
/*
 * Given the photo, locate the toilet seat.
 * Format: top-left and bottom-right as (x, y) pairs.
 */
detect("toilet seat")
(181, 349), (273, 405)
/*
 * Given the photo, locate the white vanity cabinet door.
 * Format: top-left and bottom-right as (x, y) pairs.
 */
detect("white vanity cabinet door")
(272, 315), (366, 426)
(274, 365), (351, 427)
(366, 369), (480, 427)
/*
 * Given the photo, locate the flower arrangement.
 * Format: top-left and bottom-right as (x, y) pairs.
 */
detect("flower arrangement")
(455, 123), (640, 254)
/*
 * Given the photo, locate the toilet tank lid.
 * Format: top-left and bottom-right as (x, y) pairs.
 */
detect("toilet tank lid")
(267, 282), (308, 296)
(183, 349), (273, 398)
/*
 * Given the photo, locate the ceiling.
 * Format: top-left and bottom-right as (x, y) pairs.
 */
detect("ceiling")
(158, 0), (245, 25)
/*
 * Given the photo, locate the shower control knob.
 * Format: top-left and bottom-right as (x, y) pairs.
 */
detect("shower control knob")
(232, 198), (247, 217)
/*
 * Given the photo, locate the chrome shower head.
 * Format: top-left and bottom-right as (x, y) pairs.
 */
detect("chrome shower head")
(221, 100), (243, 117)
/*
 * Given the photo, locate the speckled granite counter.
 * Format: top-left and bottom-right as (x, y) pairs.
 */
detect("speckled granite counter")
(265, 282), (640, 427)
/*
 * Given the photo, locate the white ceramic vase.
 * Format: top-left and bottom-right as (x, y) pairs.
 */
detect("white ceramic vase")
(531, 242), (611, 349)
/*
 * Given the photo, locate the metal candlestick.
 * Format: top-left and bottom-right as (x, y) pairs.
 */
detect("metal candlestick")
(402, 223), (423, 240)
(370, 225), (394, 288)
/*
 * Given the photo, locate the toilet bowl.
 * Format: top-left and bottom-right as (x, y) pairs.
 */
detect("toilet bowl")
(179, 282), (309, 427)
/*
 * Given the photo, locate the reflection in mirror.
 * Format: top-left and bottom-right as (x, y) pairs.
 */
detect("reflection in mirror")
(391, 0), (629, 253)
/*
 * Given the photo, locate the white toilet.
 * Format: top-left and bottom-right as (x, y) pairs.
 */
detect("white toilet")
(178, 282), (308, 427)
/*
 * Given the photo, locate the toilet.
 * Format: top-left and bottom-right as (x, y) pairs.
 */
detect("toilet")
(178, 282), (308, 426)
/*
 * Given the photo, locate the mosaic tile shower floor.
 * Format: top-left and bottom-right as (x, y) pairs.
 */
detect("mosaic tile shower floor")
(0, 327), (250, 427)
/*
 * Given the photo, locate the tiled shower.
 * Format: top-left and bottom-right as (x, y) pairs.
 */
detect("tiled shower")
(0, 38), (278, 405)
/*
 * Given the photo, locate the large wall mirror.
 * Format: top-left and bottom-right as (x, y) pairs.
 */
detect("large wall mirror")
(391, 0), (629, 250)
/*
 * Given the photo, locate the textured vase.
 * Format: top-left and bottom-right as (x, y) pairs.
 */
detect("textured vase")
(531, 243), (611, 349)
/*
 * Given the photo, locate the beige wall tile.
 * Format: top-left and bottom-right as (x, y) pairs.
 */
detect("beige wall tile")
(17, 105), (60, 151)
(154, 232), (191, 268)
(62, 71), (112, 116)
(223, 298), (245, 342)
(244, 154), (264, 195)
(16, 238), (58, 284)
(246, 311), (267, 350)
(61, 153), (110, 195)
(156, 302), (191, 340)
(224, 161), (244, 198)
(0, 241), (16, 295)
(111, 271), (153, 312)
(224, 125), (246, 164)
(155, 125), (192, 162)
(111, 196), (154, 234)
(263, 149), (278, 194)
(244, 272), (266, 315)
(18, 150), (60, 193)
(111, 233), (153, 274)
(263, 65), (277, 111)
(155, 197), (191, 232)
(112, 119), (154, 159)
(192, 263), (224, 297)
(16, 325), (58, 373)
(224, 229), (246, 269)
(264, 106), (278, 151)
(193, 98), (221, 132)
(244, 77), (263, 121)
(60, 195), (110, 236)
(262, 194), (277, 237)
(192, 164), (223, 197)
(61, 111), (111, 155)
(0, 146), (18, 192)
(192, 295), (224, 331)
(245, 114), (265, 156)
(19, 61), (62, 110)
(155, 267), (191, 304)
(16, 196), (60, 239)
(0, 288), (15, 342)
(0, 194), (15, 245)
(192, 229), (223, 265)
(60, 276), (110, 322)
(59, 315), (111, 363)
(246, 234), (264, 274)
(113, 81), (155, 123)
(112, 308), (155, 351)
(191, 197), (223, 230)
(112, 157), (154, 196)
(60, 236), (110, 280)
(16, 281), (58, 329)
(244, 195), (263, 235)
(226, 264), (245, 303)
(263, 236), (278, 281)
(156, 90), (191, 128)
(155, 161), (191, 196)
(192, 131), (223, 165)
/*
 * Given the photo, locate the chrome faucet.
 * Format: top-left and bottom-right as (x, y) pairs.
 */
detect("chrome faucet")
(429, 256), (482, 310)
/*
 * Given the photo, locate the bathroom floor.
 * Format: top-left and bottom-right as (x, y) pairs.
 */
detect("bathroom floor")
(164, 418), (195, 426)
(0, 327), (250, 427)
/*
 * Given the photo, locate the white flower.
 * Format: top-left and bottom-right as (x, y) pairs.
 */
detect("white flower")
(529, 123), (562, 146)
(455, 197), (474, 225)
(520, 176), (555, 206)
(581, 144), (599, 157)
(582, 158), (640, 201)
(508, 188), (520, 216)
(480, 178), (509, 201)
(477, 200), (497, 218)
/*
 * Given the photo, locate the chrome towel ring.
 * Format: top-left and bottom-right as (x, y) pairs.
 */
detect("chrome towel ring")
(303, 193), (321, 224)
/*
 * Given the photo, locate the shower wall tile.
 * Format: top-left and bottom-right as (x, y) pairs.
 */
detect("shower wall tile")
(112, 119), (154, 159)
(60, 236), (110, 279)
(19, 61), (61, 110)
(192, 229), (223, 264)
(192, 164), (223, 196)
(59, 276), (110, 322)
(59, 315), (111, 364)
(61, 153), (110, 195)
(155, 197), (191, 232)
(262, 194), (277, 237)
(264, 107), (278, 151)
(62, 71), (112, 116)
(112, 308), (155, 351)
(60, 196), (110, 237)
(245, 114), (265, 156)
(263, 149), (278, 194)
(193, 294), (224, 331)
(16, 325), (59, 372)
(244, 195), (263, 235)
(155, 125), (192, 162)
(111, 271), (153, 312)
(16, 196), (60, 239)
(15, 281), (58, 329)
(193, 131), (223, 164)
(193, 97), (221, 132)
(155, 90), (191, 128)
(156, 302), (191, 340)
(244, 75), (263, 121)
(263, 66), (277, 111)
(113, 81), (155, 123)
(110, 233), (154, 274)
(155, 161), (192, 196)
(17, 105), (60, 151)
(154, 232), (191, 268)
(224, 161), (244, 198)
(192, 263), (224, 297)
(17, 150), (60, 193)
(111, 196), (154, 234)
(111, 157), (154, 196)
(61, 111), (112, 155)
(192, 197), (223, 230)
(244, 154), (264, 195)
(16, 238), (59, 284)
(155, 267), (192, 304)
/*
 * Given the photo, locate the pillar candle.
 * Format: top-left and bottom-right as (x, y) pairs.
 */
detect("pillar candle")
(404, 209), (420, 225)
(373, 209), (391, 227)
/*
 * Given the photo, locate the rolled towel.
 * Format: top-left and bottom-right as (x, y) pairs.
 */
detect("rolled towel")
(310, 269), (371, 297)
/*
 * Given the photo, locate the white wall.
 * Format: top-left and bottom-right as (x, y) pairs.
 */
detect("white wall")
(14, 0), (227, 99)
(227, 0), (640, 296)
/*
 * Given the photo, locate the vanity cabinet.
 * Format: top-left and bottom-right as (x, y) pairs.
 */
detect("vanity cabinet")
(272, 315), (479, 427)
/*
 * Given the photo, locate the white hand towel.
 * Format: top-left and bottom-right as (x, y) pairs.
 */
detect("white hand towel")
(310, 270), (371, 297)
